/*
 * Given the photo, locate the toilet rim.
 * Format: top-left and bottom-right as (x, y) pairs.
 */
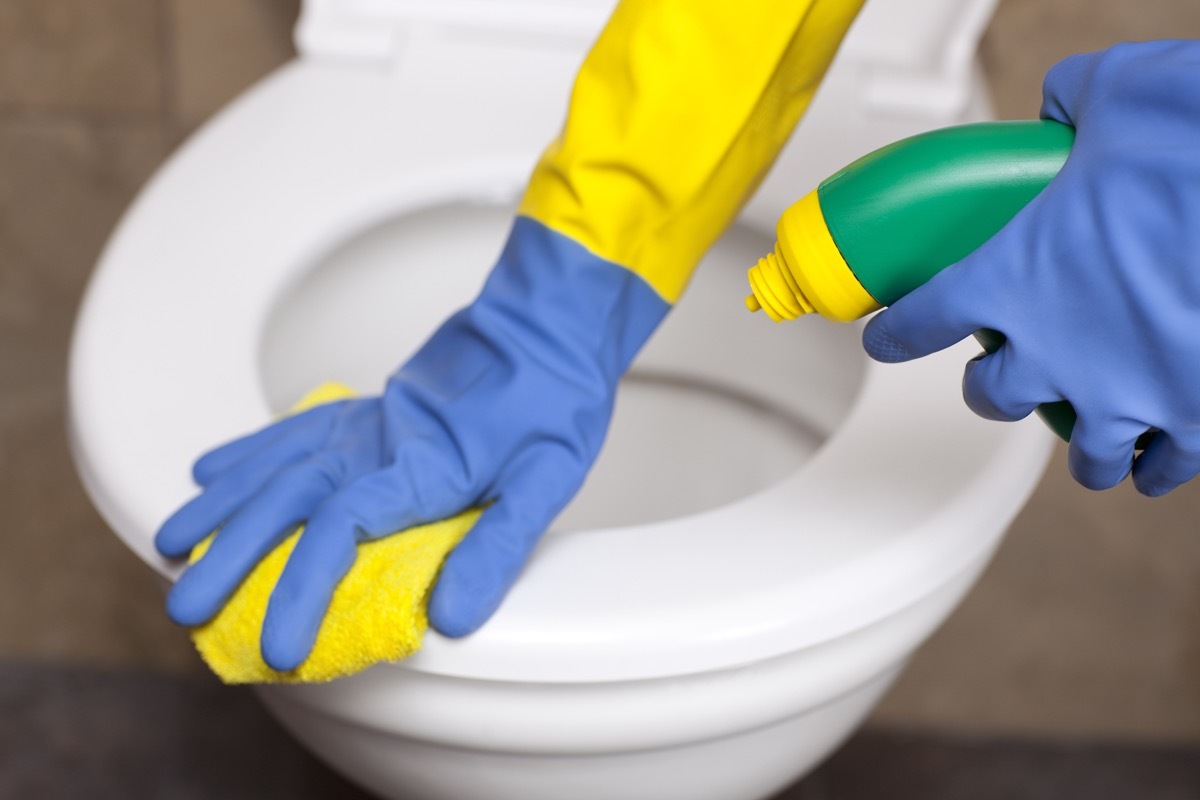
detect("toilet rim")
(68, 60), (1052, 684)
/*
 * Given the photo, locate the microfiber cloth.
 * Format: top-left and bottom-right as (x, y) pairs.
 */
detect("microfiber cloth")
(187, 383), (480, 684)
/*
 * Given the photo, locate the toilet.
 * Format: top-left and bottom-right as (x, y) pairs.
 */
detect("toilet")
(68, 1), (1051, 799)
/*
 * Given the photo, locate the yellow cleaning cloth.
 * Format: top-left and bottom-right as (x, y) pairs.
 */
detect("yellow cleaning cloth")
(187, 383), (479, 684)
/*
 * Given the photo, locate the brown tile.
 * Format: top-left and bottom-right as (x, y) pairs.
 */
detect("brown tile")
(981, 0), (1200, 119)
(0, 0), (164, 116)
(0, 390), (202, 674)
(873, 444), (1200, 742)
(168, 0), (300, 133)
(0, 117), (199, 673)
(0, 119), (163, 323)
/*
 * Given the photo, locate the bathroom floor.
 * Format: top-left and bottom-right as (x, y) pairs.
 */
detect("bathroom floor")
(3, 0), (1200, 797)
(6, 661), (1200, 799)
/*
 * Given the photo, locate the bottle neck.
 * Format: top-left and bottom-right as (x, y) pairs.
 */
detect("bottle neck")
(745, 190), (878, 323)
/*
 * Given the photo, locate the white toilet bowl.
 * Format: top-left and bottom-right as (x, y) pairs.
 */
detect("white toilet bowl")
(69, 1), (1051, 798)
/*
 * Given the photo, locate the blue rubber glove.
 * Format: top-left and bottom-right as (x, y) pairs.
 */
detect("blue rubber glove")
(863, 40), (1200, 496)
(155, 217), (668, 670)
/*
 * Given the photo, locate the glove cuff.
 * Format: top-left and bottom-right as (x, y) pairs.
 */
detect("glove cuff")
(471, 216), (671, 385)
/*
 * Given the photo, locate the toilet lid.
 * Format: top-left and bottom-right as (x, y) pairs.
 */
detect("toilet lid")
(69, 11), (1049, 686)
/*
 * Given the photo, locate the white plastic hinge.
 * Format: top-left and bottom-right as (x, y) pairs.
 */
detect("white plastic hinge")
(295, 0), (614, 66)
(852, 0), (1000, 118)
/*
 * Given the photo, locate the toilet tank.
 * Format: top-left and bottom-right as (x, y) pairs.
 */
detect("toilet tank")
(291, 0), (1000, 206)
(294, 0), (997, 115)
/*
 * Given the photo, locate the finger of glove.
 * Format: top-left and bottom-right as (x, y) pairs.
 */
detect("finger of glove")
(1039, 51), (1095, 126)
(1066, 414), (1142, 491)
(156, 455), (289, 558)
(962, 350), (1048, 423)
(258, 456), (480, 668)
(428, 449), (585, 638)
(861, 262), (987, 364)
(191, 404), (340, 486)
(164, 460), (338, 627)
(1132, 432), (1200, 498)
(258, 492), (363, 671)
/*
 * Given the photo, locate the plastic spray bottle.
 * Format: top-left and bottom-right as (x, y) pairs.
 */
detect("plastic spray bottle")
(744, 120), (1081, 441)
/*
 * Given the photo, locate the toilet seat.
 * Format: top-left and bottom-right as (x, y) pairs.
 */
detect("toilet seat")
(69, 7), (1049, 685)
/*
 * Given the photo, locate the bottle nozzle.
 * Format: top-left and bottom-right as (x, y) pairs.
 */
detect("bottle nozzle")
(745, 244), (814, 322)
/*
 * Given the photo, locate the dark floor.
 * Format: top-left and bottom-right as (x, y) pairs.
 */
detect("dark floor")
(3, 660), (1199, 800)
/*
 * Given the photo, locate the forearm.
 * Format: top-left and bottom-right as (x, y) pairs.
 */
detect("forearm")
(520, 0), (867, 305)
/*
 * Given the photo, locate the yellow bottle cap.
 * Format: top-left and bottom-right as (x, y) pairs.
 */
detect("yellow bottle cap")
(745, 190), (879, 323)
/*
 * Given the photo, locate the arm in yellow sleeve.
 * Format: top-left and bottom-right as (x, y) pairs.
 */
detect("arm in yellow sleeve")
(519, 0), (867, 304)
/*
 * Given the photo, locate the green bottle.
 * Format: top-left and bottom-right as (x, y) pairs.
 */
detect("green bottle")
(745, 120), (1082, 441)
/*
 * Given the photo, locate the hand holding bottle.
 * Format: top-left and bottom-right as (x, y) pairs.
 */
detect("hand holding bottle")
(863, 40), (1200, 495)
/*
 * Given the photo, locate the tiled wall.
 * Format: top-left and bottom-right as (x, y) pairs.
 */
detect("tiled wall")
(2, 0), (1200, 744)
(0, 0), (299, 676)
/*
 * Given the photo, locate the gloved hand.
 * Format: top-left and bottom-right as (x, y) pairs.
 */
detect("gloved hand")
(863, 40), (1200, 496)
(155, 217), (668, 670)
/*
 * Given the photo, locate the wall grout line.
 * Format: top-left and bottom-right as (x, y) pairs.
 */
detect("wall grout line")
(0, 105), (163, 129)
(157, 0), (184, 145)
